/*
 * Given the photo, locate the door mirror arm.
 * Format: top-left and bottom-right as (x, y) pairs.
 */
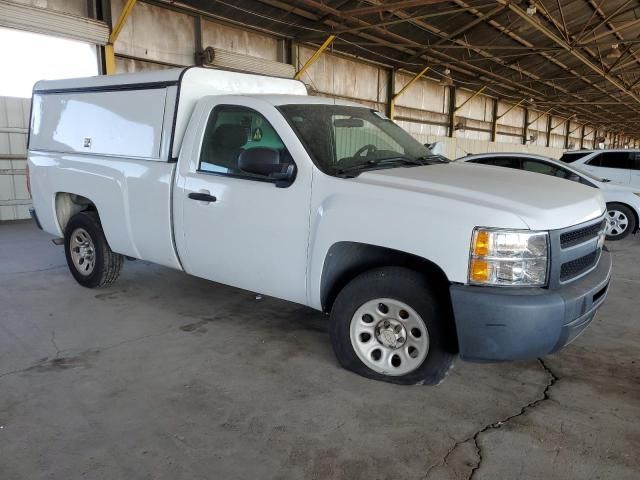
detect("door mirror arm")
(270, 163), (296, 188)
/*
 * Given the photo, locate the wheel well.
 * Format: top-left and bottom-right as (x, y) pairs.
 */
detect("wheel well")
(321, 242), (450, 308)
(606, 202), (639, 232)
(55, 193), (97, 233)
(320, 242), (458, 352)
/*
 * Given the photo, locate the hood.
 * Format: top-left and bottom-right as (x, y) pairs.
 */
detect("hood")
(354, 162), (605, 230)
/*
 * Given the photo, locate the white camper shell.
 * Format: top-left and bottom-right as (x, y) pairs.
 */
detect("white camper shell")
(30, 67), (307, 161)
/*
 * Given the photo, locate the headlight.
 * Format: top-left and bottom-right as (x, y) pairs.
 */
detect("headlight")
(469, 228), (549, 287)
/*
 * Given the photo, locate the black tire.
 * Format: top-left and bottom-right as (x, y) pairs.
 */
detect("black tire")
(605, 203), (636, 241)
(64, 211), (123, 288)
(329, 267), (455, 385)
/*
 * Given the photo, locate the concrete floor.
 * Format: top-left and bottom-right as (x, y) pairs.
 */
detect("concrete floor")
(0, 221), (638, 480)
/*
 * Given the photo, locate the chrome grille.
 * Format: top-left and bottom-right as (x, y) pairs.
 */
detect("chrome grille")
(560, 250), (600, 282)
(548, 214), (605, 287)
(560, 219), (606, 249)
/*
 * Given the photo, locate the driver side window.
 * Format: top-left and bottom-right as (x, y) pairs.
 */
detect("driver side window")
(199, 105), (291, 180)
(332, 115), (403, 162)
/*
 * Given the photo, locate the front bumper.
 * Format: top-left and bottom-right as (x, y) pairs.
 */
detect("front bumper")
(450, 249), (612, 362)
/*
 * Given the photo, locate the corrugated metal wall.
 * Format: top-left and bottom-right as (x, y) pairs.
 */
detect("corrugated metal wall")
(0, 96), (31, 221)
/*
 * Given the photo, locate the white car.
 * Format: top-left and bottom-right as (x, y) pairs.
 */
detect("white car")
(560, 149), (640, 188)
(458, 152), (640, 240)
(28, 67), (611, 385)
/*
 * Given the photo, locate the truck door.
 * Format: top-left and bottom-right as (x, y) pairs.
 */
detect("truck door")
(173, 98), (312, 305)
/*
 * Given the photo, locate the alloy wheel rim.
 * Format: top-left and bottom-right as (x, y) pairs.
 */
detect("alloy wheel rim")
(349, 298), (429, 376)
(70, 228), (96, 276)
(606, 210), (629, 237)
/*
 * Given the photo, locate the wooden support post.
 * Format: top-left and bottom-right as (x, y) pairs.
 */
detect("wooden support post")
(387, 69), (396, 119)
(522, 108), (529, 145)
(490, 98), (498, 142)
(448, 86), (457, 138)
(546, 115), (552, 147)
(564, 120), (571, 149)
(580, 125), (586, 150)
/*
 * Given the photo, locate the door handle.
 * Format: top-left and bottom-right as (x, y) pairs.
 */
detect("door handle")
(188, 192), (217, 203)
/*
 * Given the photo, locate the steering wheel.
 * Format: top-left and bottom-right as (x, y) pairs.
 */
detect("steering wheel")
(353, 144), (378, 158)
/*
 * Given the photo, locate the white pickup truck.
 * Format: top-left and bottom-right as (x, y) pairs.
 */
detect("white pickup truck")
(28, 67), (611, 385)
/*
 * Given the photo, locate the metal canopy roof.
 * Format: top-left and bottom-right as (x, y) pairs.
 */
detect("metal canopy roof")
(177, 0), (640, 136)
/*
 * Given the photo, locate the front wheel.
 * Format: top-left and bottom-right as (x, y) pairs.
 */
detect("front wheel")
(329, 267), (455, 385)
(605, 203), (636, 240)
(64, 211), (123, 288)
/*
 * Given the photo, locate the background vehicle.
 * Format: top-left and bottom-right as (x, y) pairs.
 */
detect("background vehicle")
(458, 152), (640, 240)
(28, 68), (611, 385)
(560, 149), (640, 188)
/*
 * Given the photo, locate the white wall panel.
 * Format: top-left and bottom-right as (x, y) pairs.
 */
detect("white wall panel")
(201, 20), (279, 61)
(112, 0), (195, 66)
(395, 73), (447, 113)
(297, 46), (386, 104)
(0, 96), (31, 221)
(8, 0), (87, 17)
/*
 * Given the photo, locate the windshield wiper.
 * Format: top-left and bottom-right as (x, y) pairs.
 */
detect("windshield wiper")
(335, 156), (425, 176)
(418, 154), (449, 163)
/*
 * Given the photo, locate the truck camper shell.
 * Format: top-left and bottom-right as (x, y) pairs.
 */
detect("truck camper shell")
(29, 67), (307, 162)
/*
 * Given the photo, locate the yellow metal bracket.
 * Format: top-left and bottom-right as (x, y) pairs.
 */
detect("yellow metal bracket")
(294, 35), (336, 80)
(527, 107), (554, 126)
(105, 0), (138, 75)
(496, 99), (525, 120)
(389, 65), (430, 120)
(453, 85), (487, 113)
(569, 124), (583, 135)
(551, 116), (572, 131)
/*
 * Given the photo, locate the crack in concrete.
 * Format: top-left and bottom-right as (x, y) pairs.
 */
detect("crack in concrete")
(0, 328), (175, 380)
(50, 330), (61, 358)
(425, 358), (559, 480)
(0, 265), (66, 277)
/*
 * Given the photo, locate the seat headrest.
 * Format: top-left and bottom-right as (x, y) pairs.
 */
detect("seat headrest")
(213, 124), (248, 149)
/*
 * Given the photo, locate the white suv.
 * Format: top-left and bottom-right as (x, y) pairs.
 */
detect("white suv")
(561, 150), (640, 187)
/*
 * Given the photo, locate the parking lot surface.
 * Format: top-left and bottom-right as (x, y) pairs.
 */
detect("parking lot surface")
(1, 221), (638, 479)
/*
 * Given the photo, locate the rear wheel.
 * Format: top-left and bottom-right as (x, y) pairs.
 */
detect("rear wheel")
(605, 203), (636, 240)
(64, 211), (123, 288)
(329, 267), (455, 385)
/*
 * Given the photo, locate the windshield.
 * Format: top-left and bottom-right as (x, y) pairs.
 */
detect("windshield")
(278, 104), (446, 176)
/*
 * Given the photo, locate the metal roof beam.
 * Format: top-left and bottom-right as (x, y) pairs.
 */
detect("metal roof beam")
(497, 1), (640, 105)
(341, 0), (450, 17)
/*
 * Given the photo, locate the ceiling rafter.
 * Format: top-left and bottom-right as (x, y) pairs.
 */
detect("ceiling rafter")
(200, 0), (640, 135)
(290, 0), (623, 126)
(347, 0), (625, 123)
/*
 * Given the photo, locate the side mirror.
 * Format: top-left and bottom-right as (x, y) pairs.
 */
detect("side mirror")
(238, 148), (295, 187)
